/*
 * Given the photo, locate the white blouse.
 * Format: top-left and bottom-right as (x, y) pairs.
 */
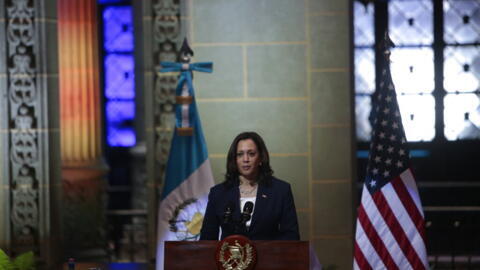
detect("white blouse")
(239, 196), (256, 228)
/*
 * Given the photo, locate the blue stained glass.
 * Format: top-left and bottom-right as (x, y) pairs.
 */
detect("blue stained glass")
(106, 100), (135, 121)
(106, 101), (136, 146)
(99, 0), (128, 4)
(103, 6), (134, 52)
(105, 54), (135, 99)
(108, 263), (146, 270)
(108, 127), (136, 147)
(103, 4), (135, 147)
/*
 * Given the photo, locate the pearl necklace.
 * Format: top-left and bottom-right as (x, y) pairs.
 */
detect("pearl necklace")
(240, 184), (258, 196)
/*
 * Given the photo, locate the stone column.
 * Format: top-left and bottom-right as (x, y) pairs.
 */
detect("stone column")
(0, 0), (62, 268)
(58, 0), (107, 259)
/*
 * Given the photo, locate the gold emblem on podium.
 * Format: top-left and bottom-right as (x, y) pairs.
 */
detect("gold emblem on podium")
(216, 235), (256, 270)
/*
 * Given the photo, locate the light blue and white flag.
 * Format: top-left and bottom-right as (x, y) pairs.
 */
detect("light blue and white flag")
(155, 60), (214, 270)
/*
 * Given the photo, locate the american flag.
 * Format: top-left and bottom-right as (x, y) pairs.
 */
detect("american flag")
(354, 55), (429, 269)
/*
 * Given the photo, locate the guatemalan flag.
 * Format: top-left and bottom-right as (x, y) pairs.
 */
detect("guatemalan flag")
(155, 55), (215, 269)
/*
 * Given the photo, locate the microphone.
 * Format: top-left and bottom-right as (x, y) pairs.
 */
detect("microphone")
(222, 202), (234, 225)
(240, 201), (254, 225)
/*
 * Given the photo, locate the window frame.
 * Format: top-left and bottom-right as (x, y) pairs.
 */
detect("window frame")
(355, 0), (480, 183)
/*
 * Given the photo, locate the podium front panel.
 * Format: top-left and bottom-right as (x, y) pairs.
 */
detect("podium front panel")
(165, 240), (217, 269)
(165, 240), (309, 270)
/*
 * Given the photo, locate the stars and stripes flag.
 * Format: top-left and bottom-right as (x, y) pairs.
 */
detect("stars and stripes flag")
(353, 56), (429, 269)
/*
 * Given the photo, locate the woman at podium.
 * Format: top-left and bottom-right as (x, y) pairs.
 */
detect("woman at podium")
(200, 131), (300, 240)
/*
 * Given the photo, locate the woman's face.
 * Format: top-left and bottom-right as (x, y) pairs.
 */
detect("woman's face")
(236, 139), (261, 181)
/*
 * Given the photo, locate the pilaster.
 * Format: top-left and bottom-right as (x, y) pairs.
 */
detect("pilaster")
(58, 0), (108, 259)
(0, 0), (62, 268)
(133, 0), (182, 263)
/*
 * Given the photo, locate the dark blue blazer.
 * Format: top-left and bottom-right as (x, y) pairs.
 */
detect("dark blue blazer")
(199, 177), (300, 240)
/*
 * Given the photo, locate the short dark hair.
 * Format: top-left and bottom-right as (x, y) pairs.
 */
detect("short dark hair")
(224, 131), (273, 187)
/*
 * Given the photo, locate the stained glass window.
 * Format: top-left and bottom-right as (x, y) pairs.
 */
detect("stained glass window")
(444, 93), (480, 140)
(443, 0), (480, 140)
(103, 7), (134, 52)
(354, 0), (480, 143)
(105, 54), (135, 99)
(444, 45), (480, 93)
(355, 48), (376, 94)
(390, 47), (434, 94)
(354, 2), (375, 47)
(389, 0), (433, 46)
(390, 47), (436, 141)
(106, 101), (136, 146)
(388, 0), (435, 142)
(444, 0), (480, 44)
(354, 0), (436, 142)
(444, 46), (480, 140)
(102, 6), (135, 147)
(397, 94), (436, 142)
(355, 96), (372, 141)
(354, 1), (375, 141)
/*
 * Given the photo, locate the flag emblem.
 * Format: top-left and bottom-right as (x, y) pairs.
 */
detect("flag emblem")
(168, 198), (208, 240)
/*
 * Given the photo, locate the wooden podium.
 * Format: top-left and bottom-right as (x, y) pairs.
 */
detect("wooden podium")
(165, 240), (310, 269)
